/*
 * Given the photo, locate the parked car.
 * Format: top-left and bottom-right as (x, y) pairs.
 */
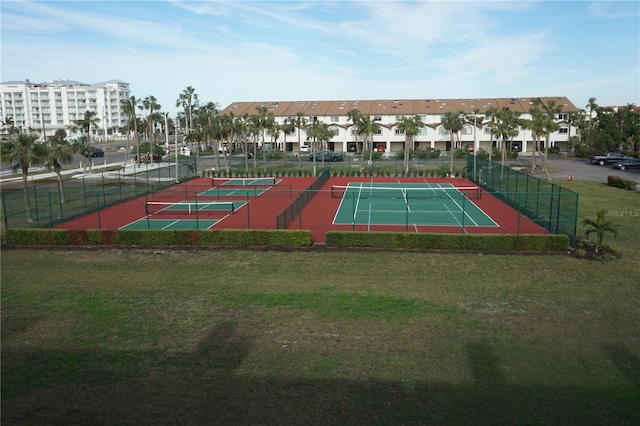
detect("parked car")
(90, 148), (104, 158)
(465, 144), (474, 152)
(590, 152), (631, 165)
(309, 150), (343, 162)
(612, 158), (640, 171)
(300, 145), (311, 153)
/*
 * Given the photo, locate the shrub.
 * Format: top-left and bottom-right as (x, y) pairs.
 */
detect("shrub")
(607, 175), (637, 191)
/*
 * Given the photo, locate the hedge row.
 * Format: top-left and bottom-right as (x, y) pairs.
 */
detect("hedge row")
(4, 229), (570, 251)
(607, 175), (638, 191)
(4, 229), (313, 247)
(325, 231), (570, 251)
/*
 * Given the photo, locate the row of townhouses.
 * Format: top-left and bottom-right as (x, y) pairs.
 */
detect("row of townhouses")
(0, 79), (131, 140)
(1, 78), (580, 154)
(218, 97), (580, 154)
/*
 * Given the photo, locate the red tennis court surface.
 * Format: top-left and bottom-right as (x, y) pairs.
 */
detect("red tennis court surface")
(55, 176), (548, 244)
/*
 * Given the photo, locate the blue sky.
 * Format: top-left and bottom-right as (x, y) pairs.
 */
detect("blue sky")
(2, 0), (638, 115)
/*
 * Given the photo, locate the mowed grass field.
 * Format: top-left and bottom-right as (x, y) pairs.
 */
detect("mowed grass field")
(2, 181), (639, 425)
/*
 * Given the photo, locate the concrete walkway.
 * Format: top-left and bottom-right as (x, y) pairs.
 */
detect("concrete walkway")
(0, 160), (169, 185)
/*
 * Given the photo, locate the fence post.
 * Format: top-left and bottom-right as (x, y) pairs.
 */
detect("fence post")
(82, 176), (88, 212)
(96, 192), (102, 229)
(33, 185), (40, 227)
(247, 194), (251, 229)
(48, 192), (54, 227)
(2, 192), (8, 230)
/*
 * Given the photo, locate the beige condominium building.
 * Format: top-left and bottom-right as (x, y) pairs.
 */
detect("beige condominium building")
(1, 79), (131, 140)
(218, 97), (579, 154)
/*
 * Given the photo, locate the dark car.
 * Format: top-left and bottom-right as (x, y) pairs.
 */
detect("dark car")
(309, 150), (343, 162)
(612, 158), (640, 171)
(90, 148), (105, 158)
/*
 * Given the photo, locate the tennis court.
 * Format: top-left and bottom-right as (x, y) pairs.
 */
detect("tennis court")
(201, 177), (282, 198)
(120, 200), (246, 230)
(332, 182), (498, 230)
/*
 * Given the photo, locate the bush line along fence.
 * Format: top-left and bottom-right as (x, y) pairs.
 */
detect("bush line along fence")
(2, 158), (198, 229)
(467, 155), (579, 246)
(4, 228), (569, 252)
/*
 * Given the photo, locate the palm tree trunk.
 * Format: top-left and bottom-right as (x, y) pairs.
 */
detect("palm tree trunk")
(21, 169), (32, 222)
(55, 169), (66, 204)
(542, 135), (551, 180)
(530, 135), (538, 171)
(449, 134), (455, 175)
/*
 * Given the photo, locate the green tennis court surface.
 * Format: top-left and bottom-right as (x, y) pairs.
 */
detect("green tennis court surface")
(121, 218), (219, 230)
(120, 200), (247, 230)
(333, 183), (498, 228)
(203, 177), (281, 197)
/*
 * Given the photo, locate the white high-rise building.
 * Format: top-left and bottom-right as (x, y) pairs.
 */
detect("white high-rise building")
(0, 79), (131, 140)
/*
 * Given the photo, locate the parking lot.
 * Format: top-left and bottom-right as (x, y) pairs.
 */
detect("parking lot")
(512, 154), (640, 187)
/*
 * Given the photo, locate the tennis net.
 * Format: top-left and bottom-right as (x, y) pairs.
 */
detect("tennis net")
(146, 201), (236, 215)
(212, 177), (278, 187)
(330, 185), (482, 200)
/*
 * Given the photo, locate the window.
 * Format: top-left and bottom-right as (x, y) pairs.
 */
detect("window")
(556, 113), (568, 120)
(462, 125), (472, 135)
(439, 127), (449, 135)
(483, 127), (492, 134)
(395, 128), (405, 136)
(418, 128), (427, 135)
(331, 115), (339, 122)
(373, 115), (382, 122)
(559, 126), (568, 134)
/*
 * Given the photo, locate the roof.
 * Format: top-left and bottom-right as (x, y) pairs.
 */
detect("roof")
(218, 97), (579, 117)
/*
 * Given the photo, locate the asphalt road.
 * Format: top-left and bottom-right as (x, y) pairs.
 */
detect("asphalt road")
(512, 154), (640, 185)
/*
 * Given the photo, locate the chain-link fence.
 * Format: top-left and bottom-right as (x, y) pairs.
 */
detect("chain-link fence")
(2, 157), (198, 229)
(467, 154), (579, 246)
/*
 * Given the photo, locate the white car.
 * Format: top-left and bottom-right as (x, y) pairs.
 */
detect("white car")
(300, 145), (311, 153)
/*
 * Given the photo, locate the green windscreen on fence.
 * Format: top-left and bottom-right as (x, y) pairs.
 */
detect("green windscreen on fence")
(467, 154), (579, 246)
(1, 157), (198, 230)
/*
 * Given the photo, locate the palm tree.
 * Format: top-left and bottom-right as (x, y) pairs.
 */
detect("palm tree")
(44, 130), (74, 203)
(306, 120), (335, 176)
(2, 116), (18, 136)
(121, 96), (141, 166)
(281, 118), (295, 164)
(176, 86), (198, 132)
(583, 209), (618, 252)
(356, 116), (381, 171)
(75, 111), (101, 173)
(541, 100), (562, 179)
(585, 97), (598, 145)
(487, 107), (520, 169)
(0, 133), (48, 221)
(441, 111), (465, 175)
(143, 95), (162, 160)
(75, 110), (100, 143)
(292, 112), (307, 168)
(346, 108), (363, 153)
(524, 99), (546, 172)
(396, 115), (424, 175)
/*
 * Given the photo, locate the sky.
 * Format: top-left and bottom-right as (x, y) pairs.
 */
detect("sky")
(2, 0), (639, 116)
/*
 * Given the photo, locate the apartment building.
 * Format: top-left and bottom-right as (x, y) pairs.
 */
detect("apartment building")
(218, 97), (579, 154)
(0, 79), (131, 140)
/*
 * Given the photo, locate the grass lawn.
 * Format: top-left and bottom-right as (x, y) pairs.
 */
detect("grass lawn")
(2, 181), (639, 425)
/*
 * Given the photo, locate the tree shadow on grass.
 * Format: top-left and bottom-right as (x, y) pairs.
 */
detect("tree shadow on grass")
(2, 337), (640, 425)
